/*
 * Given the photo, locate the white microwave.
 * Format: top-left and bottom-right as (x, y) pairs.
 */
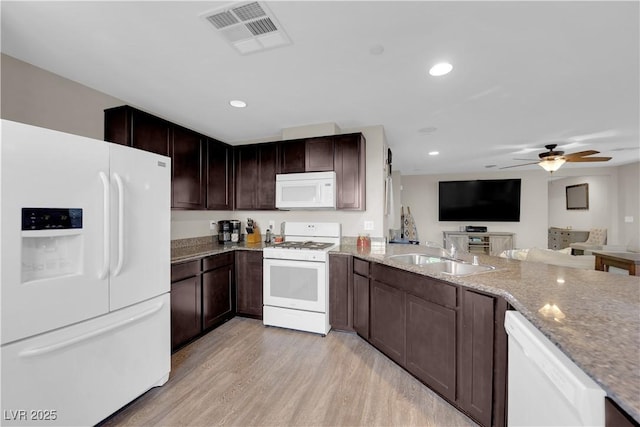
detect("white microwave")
(275, 171), (336, 210)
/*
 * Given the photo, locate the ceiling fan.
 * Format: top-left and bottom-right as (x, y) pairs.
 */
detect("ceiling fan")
(501, 144), (612, 173)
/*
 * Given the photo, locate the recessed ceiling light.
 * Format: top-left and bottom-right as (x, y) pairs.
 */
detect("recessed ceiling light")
(229, 100), (247, 108)
(369, 44), (384, 55)
(418, 126), (437, 134)
(429, 62), (453, 77)
(428, 151), (439, 156)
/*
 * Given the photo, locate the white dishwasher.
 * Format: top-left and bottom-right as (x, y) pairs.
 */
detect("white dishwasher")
(504, 311), (605, 427)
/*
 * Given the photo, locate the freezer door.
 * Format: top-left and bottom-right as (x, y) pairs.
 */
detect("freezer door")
(1, 120), (110, 345)
(1, 294), (170, 427)
(108, 143), (170, 310)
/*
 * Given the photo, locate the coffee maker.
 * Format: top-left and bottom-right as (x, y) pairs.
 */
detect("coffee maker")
(218, 220), (241, 243)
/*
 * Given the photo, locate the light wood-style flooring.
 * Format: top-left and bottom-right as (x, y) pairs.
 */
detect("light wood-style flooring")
(101, 317), (476, 427)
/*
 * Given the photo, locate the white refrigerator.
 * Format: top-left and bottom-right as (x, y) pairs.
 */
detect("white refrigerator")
(1, 120), (171, 426)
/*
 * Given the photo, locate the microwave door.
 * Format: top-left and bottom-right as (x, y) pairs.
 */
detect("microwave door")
(277, 182), (321, 209)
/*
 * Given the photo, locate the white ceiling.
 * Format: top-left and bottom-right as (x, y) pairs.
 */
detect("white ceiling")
(2, 1), (639, 175)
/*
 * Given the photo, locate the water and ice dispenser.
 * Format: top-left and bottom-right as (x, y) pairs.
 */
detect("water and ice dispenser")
(21, 208), (83, 283)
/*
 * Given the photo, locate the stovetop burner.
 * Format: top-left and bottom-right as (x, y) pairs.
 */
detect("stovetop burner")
(270, 241), (334, 250)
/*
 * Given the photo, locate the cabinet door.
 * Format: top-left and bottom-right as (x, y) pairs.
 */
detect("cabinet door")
(353, 273), (369, 339)
(235, 251), (263, 318)
(202, 264), (234, 330)
(334, 134), (365, 210)
(329, 254), (353, 331)
(132, 110), (170, 156)
(104, 106), (131, 146)
(406, 294), (457, 401)
(234, 145), (257, 209)
(170, 275), (201, 351)
(445, 234), (469, 253)
(306, 137), (334, 171)
(489, 235), (513, 256)
(459, 290), (495, 427)
(370, 279), (405, 366)
(256, 143), (278, 209)
(279, 139), (305, 173)
(172, 126), (205, 209)
(206, 139), (233, 210)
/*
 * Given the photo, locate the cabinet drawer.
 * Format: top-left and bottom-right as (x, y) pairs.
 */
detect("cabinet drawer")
(371, 264), (457, 308)
(353, 258), (369, 276)
(171, 260), (200, 282)
(203, 252), (234, 272)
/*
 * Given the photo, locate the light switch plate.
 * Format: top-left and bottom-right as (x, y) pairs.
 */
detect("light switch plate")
(364, 220), (374, 230)
(209, 220), (217, 230)
(624, 216), (634, 223)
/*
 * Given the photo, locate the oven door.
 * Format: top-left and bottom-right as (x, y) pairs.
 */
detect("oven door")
(263, 258), (327, 313)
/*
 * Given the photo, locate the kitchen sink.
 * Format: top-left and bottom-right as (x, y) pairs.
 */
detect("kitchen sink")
(437, 260), (496, 276)
(386, 253), (496, 276)
(387, 253), (446, 265)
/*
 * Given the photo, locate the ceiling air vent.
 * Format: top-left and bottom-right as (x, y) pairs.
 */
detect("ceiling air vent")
(201, 1), (291, 55)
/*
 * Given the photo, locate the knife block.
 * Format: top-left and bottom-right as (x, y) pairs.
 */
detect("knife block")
(246, 226), (262, 244)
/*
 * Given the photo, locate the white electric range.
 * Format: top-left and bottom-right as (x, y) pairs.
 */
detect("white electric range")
(262, 222), (341, 335)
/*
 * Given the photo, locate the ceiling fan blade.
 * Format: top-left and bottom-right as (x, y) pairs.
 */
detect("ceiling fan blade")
(499, 162), (539, 169)
(566, 156), (612, 162)
(564, 150), (600, 159)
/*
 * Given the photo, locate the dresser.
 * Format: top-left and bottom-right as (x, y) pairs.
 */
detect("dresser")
(547, 228), (590, 250)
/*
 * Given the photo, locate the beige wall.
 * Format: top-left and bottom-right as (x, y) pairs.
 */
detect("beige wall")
(400, 170), (549, 249)
(1, 54), (389, 240)
(1, 54), (125, 139)
(400, 163), (639, 250)
(617, 162), (640, 250)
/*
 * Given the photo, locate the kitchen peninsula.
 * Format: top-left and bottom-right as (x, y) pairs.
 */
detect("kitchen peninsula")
(172, 238), (640, 426)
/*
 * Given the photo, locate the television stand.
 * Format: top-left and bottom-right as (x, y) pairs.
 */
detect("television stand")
(443, 231), (515, 256)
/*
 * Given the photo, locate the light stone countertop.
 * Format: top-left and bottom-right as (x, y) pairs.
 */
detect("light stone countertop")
(333, 243), (640, 423)
(171, 238), (640, 422)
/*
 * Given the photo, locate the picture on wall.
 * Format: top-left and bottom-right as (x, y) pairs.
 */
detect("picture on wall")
(566, 183), (589, 210)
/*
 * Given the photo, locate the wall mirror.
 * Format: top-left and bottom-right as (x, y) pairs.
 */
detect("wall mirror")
(566, 183), (589, 210)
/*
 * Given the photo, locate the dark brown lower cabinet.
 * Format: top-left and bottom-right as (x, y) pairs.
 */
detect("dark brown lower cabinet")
(459, 290), (496, 427)
(370, 279), (406, 366)
(235, 250), (263, 318)
(605, 397), (639, 427)
(406, 293), (457, 402)
(363, 260), (506, 427)
(170, 260), (201, 351)
(353, 272), (370, 339)
(329, 254), (353, 331)
(171, 253), (235, 352)
(202, 253), (234, 331)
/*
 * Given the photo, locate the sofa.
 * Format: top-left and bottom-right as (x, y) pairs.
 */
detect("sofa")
(500, 247), (596, 270)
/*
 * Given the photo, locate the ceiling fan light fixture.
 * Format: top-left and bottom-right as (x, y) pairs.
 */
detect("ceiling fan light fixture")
(538, 158), (566, 173)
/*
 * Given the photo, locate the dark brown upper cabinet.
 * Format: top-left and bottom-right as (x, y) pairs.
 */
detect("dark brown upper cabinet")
(171, 126), (205, 210)
(278, 139), (306, 173)
(334, 133), (366, 210)
(279, 137), (335, 173)
(234, 143), (278, 210)
(206, 138), (234, 211)
(104, 105), (170, 156)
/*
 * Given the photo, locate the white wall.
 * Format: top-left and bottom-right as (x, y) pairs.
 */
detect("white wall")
(548, 176), (610, 232)
(400, 170), (549, 249)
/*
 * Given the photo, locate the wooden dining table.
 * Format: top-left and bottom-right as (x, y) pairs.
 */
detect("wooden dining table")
(593, 250), (640, 276)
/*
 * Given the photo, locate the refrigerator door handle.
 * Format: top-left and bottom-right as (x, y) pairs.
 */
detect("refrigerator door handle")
(113, 173), (125, 277)
(98, 171), (110, 279)
(18, 301), (165, 358)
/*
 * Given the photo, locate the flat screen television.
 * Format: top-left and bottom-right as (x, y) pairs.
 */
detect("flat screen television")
(438, 179), (521, 222)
